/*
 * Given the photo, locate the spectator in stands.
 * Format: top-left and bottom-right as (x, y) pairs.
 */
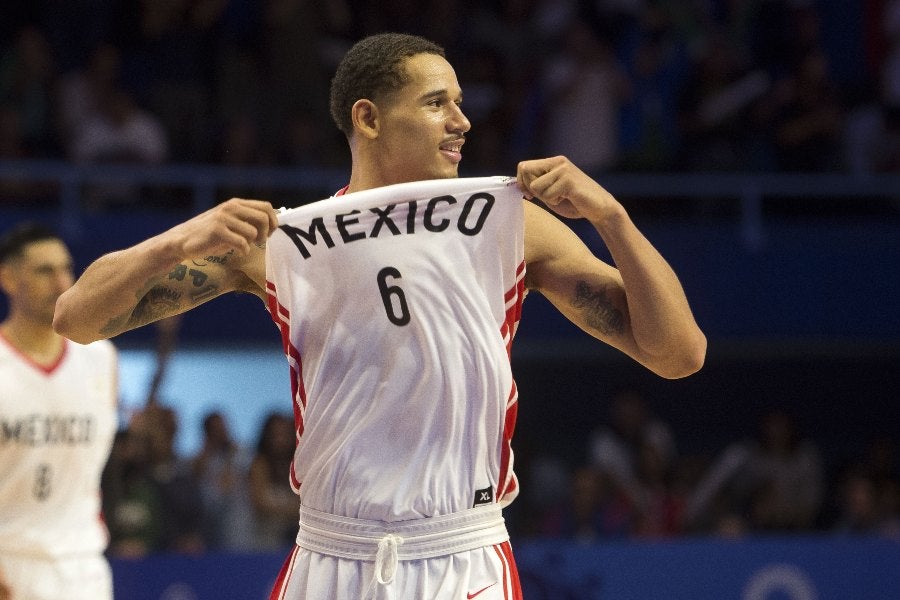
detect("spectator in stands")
(191, 410), (254, 551)
(131, 403), (206, 554)
(102, 427), (165, 558)
(588, 389), (677, 511)
(69, 87), (167, 166)
(112, 0), (218, 162)
(257, 0), (352, 162)
(538, 465), (633, 543)
(757, 47), (843, 171)
(68, 87), (168, 209)
(878, 0), (900, 173)
(631, 437), (687, 537)
(685, 408), (824, 534)
(831, 437), (900, 536)
(832, 468), (884, 534)
(675, 31), (770, 171)
(618, 4), (689, 171)
(0, 26), (58, 157)
(539, 20), (631, 173)
(248, 412), (299, 551)
(0, 105), (58, 204)
(56, 43), (122, 148)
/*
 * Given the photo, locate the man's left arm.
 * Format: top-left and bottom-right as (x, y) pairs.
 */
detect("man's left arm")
(519, 156), (706, 379)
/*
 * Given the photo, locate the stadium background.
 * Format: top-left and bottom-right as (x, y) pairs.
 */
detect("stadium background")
(2, 0), (899, 597)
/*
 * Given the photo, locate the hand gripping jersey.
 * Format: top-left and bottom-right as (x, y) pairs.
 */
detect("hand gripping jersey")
(0, 334), (118, 558)
(265, 177), (526, 522)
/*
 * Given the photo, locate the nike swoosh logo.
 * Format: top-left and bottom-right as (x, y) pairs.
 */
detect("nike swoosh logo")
(467, 582), (497, 599)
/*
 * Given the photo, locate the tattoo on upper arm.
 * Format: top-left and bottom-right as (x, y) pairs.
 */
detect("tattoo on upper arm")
(572, 280), (624, 336)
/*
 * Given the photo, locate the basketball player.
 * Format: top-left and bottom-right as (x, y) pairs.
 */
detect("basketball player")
(54, 33), (705, 599)
(0, 223), (118, 600)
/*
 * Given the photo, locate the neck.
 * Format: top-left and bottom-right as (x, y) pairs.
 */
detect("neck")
(1, 318), (65, 363)
(346, 144), (408, 194)
(345, 169), (389, 195)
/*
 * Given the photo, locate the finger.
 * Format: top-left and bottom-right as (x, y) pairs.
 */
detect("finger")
(517, 159), (545, 200)
(223, 212), (263, 244)
(266, 205), (279, 235)
(237, 201), (279, 241)
(216, 227), (252, 255)
(515, 164), (532, 199)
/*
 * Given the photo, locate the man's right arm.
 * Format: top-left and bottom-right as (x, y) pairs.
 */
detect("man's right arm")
(54, 199), (278, 344)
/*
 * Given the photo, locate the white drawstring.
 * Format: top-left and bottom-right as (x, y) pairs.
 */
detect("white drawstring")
(374, 533), (404, 585)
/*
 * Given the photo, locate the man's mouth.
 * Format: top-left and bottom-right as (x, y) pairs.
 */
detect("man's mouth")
(439, 139), (465, 163)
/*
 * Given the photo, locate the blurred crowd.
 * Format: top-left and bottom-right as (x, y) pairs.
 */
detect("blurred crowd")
(102, 387), (899, 559)
(2, 0), (900, 191)
(102, 403), (300, 557)
(508, 390), (899, 543)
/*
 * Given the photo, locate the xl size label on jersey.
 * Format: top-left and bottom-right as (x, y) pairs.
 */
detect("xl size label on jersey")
(473, 486), (494, 507)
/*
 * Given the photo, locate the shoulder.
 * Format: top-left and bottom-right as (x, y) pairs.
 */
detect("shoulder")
(523, 201), (598, 286)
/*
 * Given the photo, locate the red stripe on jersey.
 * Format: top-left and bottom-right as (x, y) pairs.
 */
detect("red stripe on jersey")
(268, 545), (300, 600)
(496, 382), (518, 502)
(265, 281), (307, 415)
(502, 262), (526, 357)
(493, 544), (509, 599)
(266, 280), (306, 492)
(494, 541), (524, 599)
(497, 262), (525, 502)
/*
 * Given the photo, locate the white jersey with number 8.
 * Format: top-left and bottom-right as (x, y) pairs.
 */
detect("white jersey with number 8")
(0, 335), (118, 558)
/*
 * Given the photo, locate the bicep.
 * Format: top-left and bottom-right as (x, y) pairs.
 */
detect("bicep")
(523, 203), (639, 355)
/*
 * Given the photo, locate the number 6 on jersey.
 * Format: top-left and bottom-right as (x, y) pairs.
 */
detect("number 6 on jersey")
(377, 267), (411, 326)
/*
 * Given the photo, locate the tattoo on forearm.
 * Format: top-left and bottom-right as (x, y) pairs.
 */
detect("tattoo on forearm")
(133, 286), (182, 321)
(168, 264), (187, 281)
(168, 263), (209, 287)
(99, 314), (129, 337)
(194, 250), (234, 266)
(98, 285), (182, 336)
(572, 280), (624, 336)
(190, 285), (219, 302)
(98, 262), (224, 336)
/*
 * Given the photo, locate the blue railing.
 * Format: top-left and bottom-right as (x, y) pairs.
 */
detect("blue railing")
(4, 159), (900, 343)
(3, 159), (899, 250)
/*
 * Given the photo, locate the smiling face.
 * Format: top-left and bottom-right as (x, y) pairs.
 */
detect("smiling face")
(368, 53), (471, 185)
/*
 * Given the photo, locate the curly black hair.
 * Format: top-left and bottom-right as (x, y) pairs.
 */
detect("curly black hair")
(0, 222), (60, 265)
(329, 33), (445, 138)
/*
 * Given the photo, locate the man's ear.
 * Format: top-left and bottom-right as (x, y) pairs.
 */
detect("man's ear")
(0, 264), (14, 296)
(350, 99), (380, 140)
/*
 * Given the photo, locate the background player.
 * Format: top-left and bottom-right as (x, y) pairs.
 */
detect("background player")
(0, 223), (119, 600)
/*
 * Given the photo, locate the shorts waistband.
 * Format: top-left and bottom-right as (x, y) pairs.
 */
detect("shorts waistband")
(295, 503), (509, 562)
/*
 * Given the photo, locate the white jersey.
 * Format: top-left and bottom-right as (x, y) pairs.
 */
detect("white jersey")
(0, 334), (118, 558)
(265, 177), (526, 522)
